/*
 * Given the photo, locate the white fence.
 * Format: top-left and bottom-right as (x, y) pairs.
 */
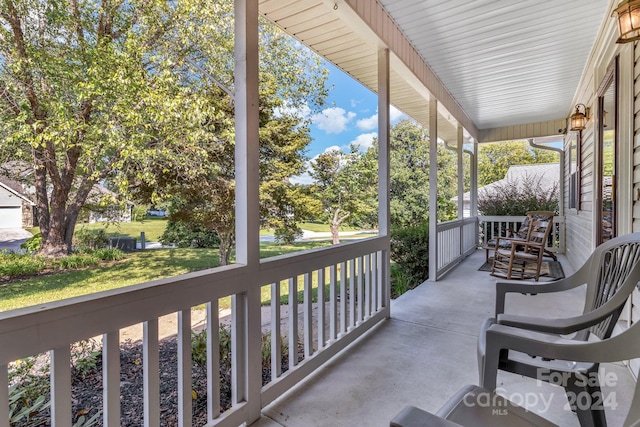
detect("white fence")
(0, 237), (390, 426)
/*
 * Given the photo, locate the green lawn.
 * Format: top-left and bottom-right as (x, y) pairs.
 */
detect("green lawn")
(27, 219), (362, 240)
(0, 241), (333, 312)
(296, 222), (359, 232)
(28, 216), (169, 243)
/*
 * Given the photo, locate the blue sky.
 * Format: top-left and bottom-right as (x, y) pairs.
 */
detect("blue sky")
(291, 61), (405, 184)
(306, 61), (405, 158)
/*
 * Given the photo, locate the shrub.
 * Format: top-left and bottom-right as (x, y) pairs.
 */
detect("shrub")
(71, 339), (102, 379)
(478, 174), (559, 216)
(0, 252), (46, 277)
(160, 220), (219, 248)
(390, 222), (429, 295)
(92, 248), (126, 261)
(192, 323), (289, 390)
(390, 263), (411, 299)
(274, 226), (303, 245)
(20, 234), (42, 253)
(56, 253), (99, 270)
(8, 355), (50, 425)
(74, 228), (109, 250)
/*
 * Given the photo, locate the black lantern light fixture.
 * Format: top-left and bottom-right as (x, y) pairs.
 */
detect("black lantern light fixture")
(614, 0), (640, 43)
(570, 104), (590, 132)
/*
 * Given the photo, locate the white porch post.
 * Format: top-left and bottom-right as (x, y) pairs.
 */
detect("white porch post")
(457, 125), (464, 220)
(378, 47), (391, 314)
(428, 98), (438, 281)
(471, 140), (478, 216)
(234, 0), (261, 421)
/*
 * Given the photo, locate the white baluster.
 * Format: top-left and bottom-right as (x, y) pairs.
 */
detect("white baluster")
(207, 301), (220, 421)
(103, 332), (121, 426)
(50, 346), (72, 426)
(144, 319), (160, 427)
(178, 309), (192, 427)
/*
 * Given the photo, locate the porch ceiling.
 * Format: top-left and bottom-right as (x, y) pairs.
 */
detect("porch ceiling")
(260, 0), (611, 141)
(379, 0), (610, 130)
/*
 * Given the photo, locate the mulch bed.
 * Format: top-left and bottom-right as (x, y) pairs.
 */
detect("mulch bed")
(13, 335), (294, 426)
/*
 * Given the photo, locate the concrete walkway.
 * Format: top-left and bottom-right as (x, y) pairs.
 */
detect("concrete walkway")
(0, 228), (33, 252)
(254, 250), (635, 426)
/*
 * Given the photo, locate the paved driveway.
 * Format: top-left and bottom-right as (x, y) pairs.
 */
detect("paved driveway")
(0, 228), (33, 252)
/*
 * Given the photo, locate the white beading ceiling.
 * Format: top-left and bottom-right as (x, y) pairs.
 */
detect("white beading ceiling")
(378, 0), (610, 129)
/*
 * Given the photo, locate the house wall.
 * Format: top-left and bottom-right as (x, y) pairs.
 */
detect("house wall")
(21, 200), (34, 228)
(0, 185), (19, 208)
(563, 3), (636, 270)
(563, 1), (640, 374)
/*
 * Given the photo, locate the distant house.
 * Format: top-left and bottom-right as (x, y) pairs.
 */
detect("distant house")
(0, 163), (133, 228)
(452, 163), (560, 216)
(0, 178), (36, 229)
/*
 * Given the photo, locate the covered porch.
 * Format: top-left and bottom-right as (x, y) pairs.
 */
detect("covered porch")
(256, 250), (635, 427)
(2, 0), (639, 425)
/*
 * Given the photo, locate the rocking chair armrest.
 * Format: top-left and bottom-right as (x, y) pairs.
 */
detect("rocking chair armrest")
(493, 236), (524, 247)
(494, 276), (585, 317)
(481, 322), (640, 391)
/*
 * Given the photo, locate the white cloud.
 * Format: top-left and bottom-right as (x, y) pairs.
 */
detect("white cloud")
(357, 114), (377, 131)
(355, 106), (405, 131)
(289, 171), (314, 185)
(274, 101), (311, 119)
(311, 107), (356, 134)
(321, 145), (341, 155)
(350, 132), (377, 151)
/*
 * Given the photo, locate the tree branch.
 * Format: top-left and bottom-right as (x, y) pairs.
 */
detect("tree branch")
(0, 82), (21, 116)
(185, 57), (234, 101)
(69, 0), (86, 49)
(1, 0), (46, 121)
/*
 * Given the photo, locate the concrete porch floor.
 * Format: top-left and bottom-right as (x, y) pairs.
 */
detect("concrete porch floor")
(254, 249), (636, 426)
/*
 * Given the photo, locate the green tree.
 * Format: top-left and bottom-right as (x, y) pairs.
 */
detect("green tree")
(0, 0), (327, 258)
(309, 147), (376, 244)
(387, 120), (457, 227)
(478, 140), (558, 186)
(0, 0), (212, 256)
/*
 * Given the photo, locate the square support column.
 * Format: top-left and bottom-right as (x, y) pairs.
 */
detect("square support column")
(234, 0), (261, 422)
(457, 125), (464, 220)
(378, 48), (391, 314)
(428, 98), (438, 281)
(471, 141), (478, 217)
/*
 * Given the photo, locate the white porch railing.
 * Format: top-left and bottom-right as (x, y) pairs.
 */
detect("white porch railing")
(435, 217), (478, 279)
(0, 236), (389, 426)
(478, 215), (565, 254)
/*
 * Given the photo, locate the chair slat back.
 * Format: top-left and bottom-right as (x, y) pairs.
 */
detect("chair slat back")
(586, 238), (640, 339)
(523, 211), (555, 246)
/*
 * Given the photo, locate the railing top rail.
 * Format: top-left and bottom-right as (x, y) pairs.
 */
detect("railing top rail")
(259, 236), (387, 284)
(478, 215), (565, 223)
(0, 263), (249, 364)
(0, 236), (390, 364)
(435, 217), (478, 231)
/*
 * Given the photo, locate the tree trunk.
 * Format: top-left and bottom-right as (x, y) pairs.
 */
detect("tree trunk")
(217, 232), (234, 266)
(330, 209), (350, 245)
(330, 222), (340, 244)
(39, 223), (69, 257)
